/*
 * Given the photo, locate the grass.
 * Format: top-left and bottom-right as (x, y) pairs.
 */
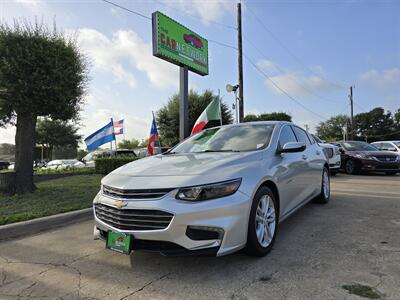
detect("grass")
(0, 174), (102, 225)
(342, 284), (381, 299)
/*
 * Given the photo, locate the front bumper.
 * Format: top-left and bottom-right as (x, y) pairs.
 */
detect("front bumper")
(358, 159), (400, 173)
(93, 190), (251, 256)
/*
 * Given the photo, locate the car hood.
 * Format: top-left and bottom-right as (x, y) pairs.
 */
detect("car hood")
(347, 150), (397, 157)
(102, 151), (263, 189)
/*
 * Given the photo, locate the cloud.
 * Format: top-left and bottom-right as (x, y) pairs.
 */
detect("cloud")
(164, 0), (234, 25)
(257, 59), (278, 74)
(76, 28), (178, 89)
(359, 68), (400, 88)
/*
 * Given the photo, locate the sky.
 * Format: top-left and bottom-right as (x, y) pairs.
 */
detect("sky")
(1, 0), (399, 147)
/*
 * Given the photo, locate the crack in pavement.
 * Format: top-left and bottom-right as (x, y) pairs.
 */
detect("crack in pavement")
(0, 249), (103, 296)
(119, 272), (171, 300)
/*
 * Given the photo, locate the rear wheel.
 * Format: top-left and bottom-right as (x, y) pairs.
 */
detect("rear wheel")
(244, 187), (278, 257)
(314, 167), (330, 204)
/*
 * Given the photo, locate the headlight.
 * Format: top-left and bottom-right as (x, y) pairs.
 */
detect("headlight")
(176, 179), (242, 201)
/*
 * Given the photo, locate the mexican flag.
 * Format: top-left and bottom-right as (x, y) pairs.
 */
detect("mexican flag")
(191, 97), (221, 135)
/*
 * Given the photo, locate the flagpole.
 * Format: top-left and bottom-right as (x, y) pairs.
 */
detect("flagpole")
(111, 117), (117, 152)
(218, 89), (223, 126)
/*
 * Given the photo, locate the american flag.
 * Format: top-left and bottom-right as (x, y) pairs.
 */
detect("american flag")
(113, 119), (124, 136)
(147, 114), (159, 156)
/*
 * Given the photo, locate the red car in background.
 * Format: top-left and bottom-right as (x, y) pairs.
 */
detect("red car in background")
(184, 34), (203, 49)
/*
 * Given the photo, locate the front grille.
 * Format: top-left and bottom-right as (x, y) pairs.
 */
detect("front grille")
(376, 165), (398, 170)
(95, 203), (173, 231)
(103, 185), (173, 200)
(373, 155), (397, 162)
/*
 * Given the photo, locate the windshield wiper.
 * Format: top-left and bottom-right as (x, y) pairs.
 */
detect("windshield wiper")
(202, 149), (240, 153)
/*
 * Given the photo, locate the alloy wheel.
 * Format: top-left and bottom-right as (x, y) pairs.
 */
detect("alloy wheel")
(255, 195), (276, 248)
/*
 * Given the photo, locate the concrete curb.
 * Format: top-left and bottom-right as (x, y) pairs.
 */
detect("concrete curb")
(0, 208), (93, 242)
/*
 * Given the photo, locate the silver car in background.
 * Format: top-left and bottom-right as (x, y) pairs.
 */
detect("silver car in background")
(93, 121), (330, 257)
(312, 134), (341, 175)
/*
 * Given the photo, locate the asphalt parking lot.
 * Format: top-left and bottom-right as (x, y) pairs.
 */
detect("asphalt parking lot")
(0, 174), (399, 299)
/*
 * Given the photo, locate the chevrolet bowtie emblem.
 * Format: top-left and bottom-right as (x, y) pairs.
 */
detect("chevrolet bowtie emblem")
(114, 200), (128, 209)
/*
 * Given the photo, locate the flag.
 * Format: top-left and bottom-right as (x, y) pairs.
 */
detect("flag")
(147, 114), (159, 156)
(113, 119), (124, 136)
(84, 120), (115, 151)
(191, 97), (221, 135)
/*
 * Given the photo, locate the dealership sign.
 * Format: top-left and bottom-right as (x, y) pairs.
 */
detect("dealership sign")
(152, 11), (209, 76)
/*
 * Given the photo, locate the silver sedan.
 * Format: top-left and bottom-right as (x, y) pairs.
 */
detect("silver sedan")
(93, 121), (330, 257)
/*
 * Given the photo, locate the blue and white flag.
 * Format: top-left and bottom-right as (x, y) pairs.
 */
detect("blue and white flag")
(84, 120), (115, 151)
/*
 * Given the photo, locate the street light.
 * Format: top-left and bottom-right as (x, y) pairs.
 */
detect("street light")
(226, 84), (240, 124)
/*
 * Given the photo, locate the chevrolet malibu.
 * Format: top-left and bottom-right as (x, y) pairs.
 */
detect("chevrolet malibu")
(93, 122), (330, 257)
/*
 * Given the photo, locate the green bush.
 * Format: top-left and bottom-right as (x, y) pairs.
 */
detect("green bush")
(34, 167), (95, 175)
(95, 157), (139, 175)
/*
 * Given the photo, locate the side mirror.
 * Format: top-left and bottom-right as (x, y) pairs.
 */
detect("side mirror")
(278, 142), (306, 154)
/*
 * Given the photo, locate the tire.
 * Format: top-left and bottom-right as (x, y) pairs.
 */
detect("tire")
(244, 186), (278, 257)
(345, 159), (357, 174)
(314, 167), (330, 204)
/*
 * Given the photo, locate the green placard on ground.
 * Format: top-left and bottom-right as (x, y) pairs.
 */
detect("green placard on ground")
(106, 231), (132, 254)
(152, 11), (209, 76)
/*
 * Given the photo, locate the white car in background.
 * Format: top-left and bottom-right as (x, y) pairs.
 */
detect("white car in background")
(45, 159), (85, 170)
(372, 141), (400, 153)
(311, 134), (341, 175)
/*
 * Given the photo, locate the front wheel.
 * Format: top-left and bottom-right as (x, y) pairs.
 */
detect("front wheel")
(314, 167), (330, 204)
(244, 186), (278, 257)
(345, 159), (357, 174)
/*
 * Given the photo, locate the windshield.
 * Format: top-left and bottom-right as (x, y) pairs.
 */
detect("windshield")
(342, 141), (378, 151)
(169, 125), (275, 154)
(312, 134), (323, 143)
(393, 142), (400, 147)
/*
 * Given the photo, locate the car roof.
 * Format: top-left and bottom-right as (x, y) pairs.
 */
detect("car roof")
(372, 141), (399, 143)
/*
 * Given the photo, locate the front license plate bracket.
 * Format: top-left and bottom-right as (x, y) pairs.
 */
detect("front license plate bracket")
(106, 231), (132, 254)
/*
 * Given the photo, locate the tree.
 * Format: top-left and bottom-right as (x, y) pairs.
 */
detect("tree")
(243, 112), (292, 122)
(118, 138), (140, 149)
(36, 118), (81, 159)
(0, 21), (88, 193)
(354, 107), (395, 141)
(0, 143), (15, 156)
(157, 90), (233, 147)
(316, 115), (348, 141)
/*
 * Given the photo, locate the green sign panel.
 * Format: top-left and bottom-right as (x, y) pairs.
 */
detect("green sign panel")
(152, 11), (209, 76)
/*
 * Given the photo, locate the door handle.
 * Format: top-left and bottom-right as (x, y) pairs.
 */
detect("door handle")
(302, 154), (308, 160)
(316, 150), (321, 155)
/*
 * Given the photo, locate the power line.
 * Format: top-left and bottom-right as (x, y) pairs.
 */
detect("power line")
(243, 53), (328, 121)
(152, 0), (236, 31)
(102, 0), (151, 20)
(242, 1), (346, 90)
(243, 35), (343, 104)
(208, 39), (238, 50)
(100, 0), (328, 121)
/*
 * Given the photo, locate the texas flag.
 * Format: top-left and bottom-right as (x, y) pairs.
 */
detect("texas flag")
(113, 119), (124, 136)
(147, 114), (159, 156)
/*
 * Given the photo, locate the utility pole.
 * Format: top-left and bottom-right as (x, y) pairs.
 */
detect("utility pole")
(304, 124), (309, 132)
(237, 1), (244, 123)
(349, 86), (354, 140)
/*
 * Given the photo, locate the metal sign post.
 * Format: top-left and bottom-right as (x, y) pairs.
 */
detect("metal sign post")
(152, 11), (209, 141)
(179, 66), (189, 140)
